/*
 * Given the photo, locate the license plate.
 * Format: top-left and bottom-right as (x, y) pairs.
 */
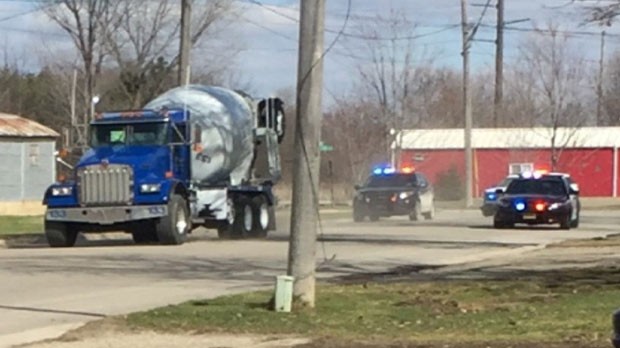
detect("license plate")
(523, 213), (536, 220)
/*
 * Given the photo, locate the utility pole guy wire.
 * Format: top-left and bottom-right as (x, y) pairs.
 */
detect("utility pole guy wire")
(288, 0), (326, 309)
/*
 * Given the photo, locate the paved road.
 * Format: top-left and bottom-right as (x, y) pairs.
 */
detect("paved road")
(1, 209), (618, 347)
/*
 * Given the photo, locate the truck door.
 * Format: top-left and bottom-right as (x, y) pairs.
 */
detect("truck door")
(171, 123), (190, 182)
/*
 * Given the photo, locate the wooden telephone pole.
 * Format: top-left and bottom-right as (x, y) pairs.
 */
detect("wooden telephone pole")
(178, 0), (191, 86)
(287, 0), (326, 308)
(494, 0), (504, 127)
(461, 0), (474, 208)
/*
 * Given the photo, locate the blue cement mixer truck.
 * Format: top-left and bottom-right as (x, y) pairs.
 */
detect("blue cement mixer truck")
(43, 85), (285, 247)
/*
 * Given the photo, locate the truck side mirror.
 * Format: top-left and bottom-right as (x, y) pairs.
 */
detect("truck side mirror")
(495, 188), (504, 195)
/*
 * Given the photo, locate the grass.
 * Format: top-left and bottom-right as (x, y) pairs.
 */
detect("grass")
(124, 269), (620, 347)
(0, 215), (43, 236)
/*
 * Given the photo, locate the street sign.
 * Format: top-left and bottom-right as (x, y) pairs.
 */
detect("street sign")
(320, 141), (334, 152)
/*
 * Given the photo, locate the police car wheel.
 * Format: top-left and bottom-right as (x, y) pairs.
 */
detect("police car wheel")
(559, 214), (571, 230)
(353, 207), (365, 222)
(409, 201), (422, 221)
(570, 215), (579, 228)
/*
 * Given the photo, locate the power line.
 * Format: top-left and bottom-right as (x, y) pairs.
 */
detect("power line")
(240, 0), (460, 41)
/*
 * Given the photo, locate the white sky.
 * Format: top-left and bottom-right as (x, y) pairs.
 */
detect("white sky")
(0, 0), (617, 104)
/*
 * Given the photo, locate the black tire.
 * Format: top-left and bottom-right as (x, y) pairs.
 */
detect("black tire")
(570, 213), (580, 228)
(560, 213), (571, 230)
(131, 222), (158, 244)
(353, 206), (365, 222)
(218, 197), (252, 239)
(409, 200), (422, 221)
(493, 219), (504, 229)
(368, 213), (380, 222)
(156, 194), (190, 245)
(250, 195), (270, 238)
(423, 202), (435, 220)
(45, 221), (78, 248)
(267, 205), (276, 231)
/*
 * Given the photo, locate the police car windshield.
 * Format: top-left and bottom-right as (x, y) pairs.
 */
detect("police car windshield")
(505, 179), (567, 196)
(366, 174), (416, 188)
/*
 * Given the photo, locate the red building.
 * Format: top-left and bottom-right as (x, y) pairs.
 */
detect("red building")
(396, 127), (620, 197)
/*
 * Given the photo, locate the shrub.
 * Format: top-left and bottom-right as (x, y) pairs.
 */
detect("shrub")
(435, 165), (464, 201)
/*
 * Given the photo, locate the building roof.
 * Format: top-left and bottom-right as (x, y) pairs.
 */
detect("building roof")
(0, 113), (59, 138)
(398, 127), (620, 150)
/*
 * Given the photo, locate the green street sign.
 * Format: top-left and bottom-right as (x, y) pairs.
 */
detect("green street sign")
(320, 141), (334, 152)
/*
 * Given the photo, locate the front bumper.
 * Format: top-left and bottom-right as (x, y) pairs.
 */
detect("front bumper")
(46, 205), (168, 225)
(495, 208), (569, 225)
(356, 198), (415, 217)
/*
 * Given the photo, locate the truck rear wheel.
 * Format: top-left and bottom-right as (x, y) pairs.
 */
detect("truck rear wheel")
(217, 197), (252, 239)
(156, 194), (189, 245)
(250, 195), (270, 238)
(45, 221), (78, 248)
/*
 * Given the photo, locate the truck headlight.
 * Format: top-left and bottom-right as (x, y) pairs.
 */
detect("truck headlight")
(51, 186), (73, 196)
(140, 183), (161, 193)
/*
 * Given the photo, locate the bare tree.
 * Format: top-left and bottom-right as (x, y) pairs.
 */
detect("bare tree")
(342, 9), (437, 168)
(42, 0), (123, 117)
(603, 53), (620, 125)
(515, 24), (592, 170)
(100, 0), (238, 108)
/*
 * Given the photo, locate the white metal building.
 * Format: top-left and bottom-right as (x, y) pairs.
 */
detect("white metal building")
(0, 113), (59, 215)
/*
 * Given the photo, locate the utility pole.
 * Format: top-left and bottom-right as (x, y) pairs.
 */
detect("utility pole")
(178, 0), (191, 86)
(461, 0), (474, 207)
(494, 0), (504, 128)
(288, 0), (325, 309)
(597, 30), (606, 126)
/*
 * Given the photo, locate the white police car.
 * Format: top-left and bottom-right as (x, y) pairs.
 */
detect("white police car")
(481, 174), (519, 217)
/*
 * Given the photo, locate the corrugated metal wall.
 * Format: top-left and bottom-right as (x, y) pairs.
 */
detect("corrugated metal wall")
(0, 140), (55, 201)
(401, 148), (617, 197)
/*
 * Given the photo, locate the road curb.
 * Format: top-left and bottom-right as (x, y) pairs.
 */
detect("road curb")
(0, 322), (85, 348)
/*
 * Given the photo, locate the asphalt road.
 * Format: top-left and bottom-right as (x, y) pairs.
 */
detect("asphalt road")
(1, 208), (618, 347)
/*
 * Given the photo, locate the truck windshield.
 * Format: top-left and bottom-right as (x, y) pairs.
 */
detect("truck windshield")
(505, 179), (567, 196)
(90, 123), (167, 147)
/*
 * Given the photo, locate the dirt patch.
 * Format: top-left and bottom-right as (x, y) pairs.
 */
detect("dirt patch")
(296, 338), (609, 348)
(549, 234), (620, 248)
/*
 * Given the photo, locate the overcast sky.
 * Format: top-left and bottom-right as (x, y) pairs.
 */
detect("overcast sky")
(0, 0), (617, 104)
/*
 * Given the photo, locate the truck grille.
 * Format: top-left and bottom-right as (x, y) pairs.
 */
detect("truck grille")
(78, 164), (133, 206)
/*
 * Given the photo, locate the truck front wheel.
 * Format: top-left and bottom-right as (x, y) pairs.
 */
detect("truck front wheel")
(156, 194), (189, 245)
(45, 221), (78, 248)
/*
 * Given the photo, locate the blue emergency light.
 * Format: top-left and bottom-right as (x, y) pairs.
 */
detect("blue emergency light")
(514, 200), (526, 212)
(373, 167), (396, 175)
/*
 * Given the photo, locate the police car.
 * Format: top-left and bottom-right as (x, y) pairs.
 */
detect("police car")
(353, 167), (435, 222)
(481, 174), (520, 217)
(492, 171), (580, 229)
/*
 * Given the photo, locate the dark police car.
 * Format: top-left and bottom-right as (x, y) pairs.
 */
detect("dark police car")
(353, 167), (435, 222)
(493, 172), (580, 229)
